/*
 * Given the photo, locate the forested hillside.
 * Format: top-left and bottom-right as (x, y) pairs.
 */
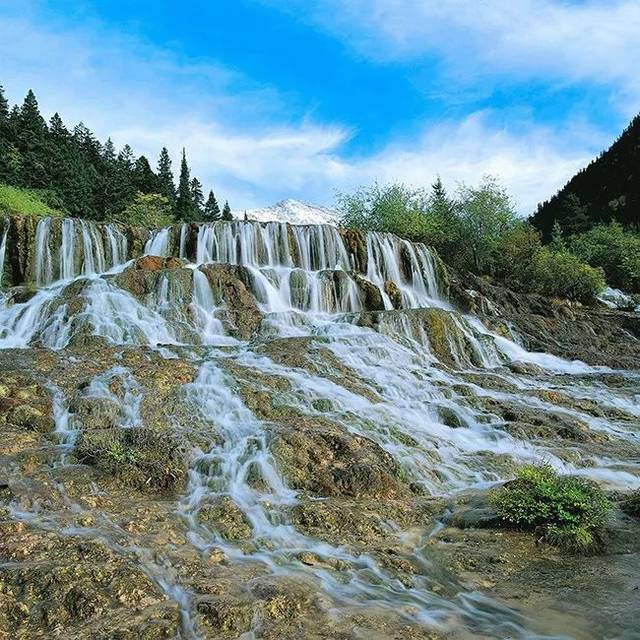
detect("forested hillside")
(0, 83), (231, 224)
(531, 115), (640, 239)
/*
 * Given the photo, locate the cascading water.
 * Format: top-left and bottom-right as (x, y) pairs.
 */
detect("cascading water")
(144, 226), (171, 256)
(32, 216), (128, 285)
(0, 215), (638, 639)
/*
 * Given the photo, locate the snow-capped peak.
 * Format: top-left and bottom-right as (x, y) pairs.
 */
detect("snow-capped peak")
(237, 199), (339, 226)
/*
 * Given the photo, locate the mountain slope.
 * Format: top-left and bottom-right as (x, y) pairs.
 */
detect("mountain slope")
(239, 198), (339, 225)
(531, 115), (640, 240)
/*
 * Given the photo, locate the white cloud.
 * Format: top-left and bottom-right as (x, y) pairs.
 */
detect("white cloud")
(266, 0), (640, 111)
(0, 6), (607, 212)
(344, 114), (597, 214)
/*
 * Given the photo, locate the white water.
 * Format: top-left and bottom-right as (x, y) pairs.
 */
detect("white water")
(0, 221), (8, 286)
(0, 216), (638, 638)
(31, 216), (128, 285)
(145, 226), (171, 256)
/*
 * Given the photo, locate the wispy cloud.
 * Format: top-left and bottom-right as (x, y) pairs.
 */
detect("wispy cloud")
(0, 4), (611, 212)
(265, 0), (640, 113)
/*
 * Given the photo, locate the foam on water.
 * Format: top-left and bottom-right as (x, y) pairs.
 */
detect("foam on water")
(0, 216), (637, 638)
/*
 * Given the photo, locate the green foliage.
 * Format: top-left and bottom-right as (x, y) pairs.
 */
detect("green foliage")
(524, 247), (605, 302)
(455, 176), (518, 273)
(175, 148), (195, 222)
(76, 427), (186, 492)
(156, 147), (176, 204)
(531, 114), (640, 238)
(109, 192), (174, 228)
(491, 464), (610, 553)
(570, 222), (640, 293)
(222, 200), (233, 221)
(0, 82), (230, 223)
(0, 183), (65, 217)
(106, 440), (139, 464)
(337, 182), (431, 241)
(494, 222), (542, 279)
(190, 177), (204, 218)
(203, 190), (221, 221)
(620, 490), (640, 518)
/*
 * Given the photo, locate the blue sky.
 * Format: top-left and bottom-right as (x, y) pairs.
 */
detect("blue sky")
(1, 1), (638, 212)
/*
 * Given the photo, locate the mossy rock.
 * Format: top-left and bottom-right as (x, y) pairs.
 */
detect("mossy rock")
(75, 426), (187, 493)
(271, 425), (407, 499)
(197, 497), (253, 540)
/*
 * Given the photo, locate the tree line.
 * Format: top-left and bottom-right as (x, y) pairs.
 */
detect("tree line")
(531, 114), (640, 240)
(0, 83), (233, 226)
(337, 178), (639, 302)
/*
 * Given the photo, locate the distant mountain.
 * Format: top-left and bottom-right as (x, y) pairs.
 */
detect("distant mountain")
(531, 115), (640, 240)
(239, 199), (339, 226)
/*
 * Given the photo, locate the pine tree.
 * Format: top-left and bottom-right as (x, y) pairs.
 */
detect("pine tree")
(156, 147), (176, 204)
(222, 200), (233, 221)
(49, 113), (68, 139)
(0, 84), (8, 123)
(117, 144), (136, 172)
(133, 156), (158, 193)
(175, 148), (196, 222)
(72, 122), (102, 161)
(102, 138), (117, 164)
(203, 190), (221, 221)
(549, 221), (566, 252)
(430, 176), (454, 219)
(19, 89), (46, 134)
(0, 86), (20, 184)
(190, 177), (204, 217)
(16, 89), (49, 188)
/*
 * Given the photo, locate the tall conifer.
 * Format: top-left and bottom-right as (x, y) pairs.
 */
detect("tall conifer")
(156, 147), (176, 204)
(203, 190), (221, 221)
(175, 148), (194, 221)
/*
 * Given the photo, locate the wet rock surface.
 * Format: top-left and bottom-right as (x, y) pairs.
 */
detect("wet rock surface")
(0, 216), (639, 639)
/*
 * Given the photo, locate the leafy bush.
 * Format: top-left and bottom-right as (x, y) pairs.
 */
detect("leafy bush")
(494, 222), (542, 280)
(337, 176), (517, 275)
(620, 490), (640, 518)
(570, 222), (640, 293)
(524, 247), (605, 303)
(337, 182), (432, 242)
(455, 176), (518, 274)
(0, 183), (65, 217)
(491, 464), (610, 552)
(108, 192), (175, 228)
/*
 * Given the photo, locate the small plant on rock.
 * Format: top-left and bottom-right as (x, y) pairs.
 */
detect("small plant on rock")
(491, 464), (610, 553)
(620, 490), (640, 518)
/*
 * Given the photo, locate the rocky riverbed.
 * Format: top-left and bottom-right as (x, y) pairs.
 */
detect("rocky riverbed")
(0, 214), (638, 639)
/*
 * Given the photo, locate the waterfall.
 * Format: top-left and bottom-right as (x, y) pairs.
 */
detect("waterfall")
(105, 224), (128, 266)
(59, 219), (75, 280)
(190, 269), (228, 343)
(34, 217), (54, 286)
(31, 216), (128, 286)
(0, 222), (8, 286)
(178, 223), (188, 259)
(2, 214), (639, 639)
(144, 227), (171, 256)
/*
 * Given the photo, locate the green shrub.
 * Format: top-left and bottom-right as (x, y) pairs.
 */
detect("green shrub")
(0, 183), (65, 217)
(108, 192), (175, 228)
(491, 464), (610, 552)
(525, 248), (605, 303)
(570, 222), (640, 293)
(620, 490), (640, 518)
(494, 222), (542, 280)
